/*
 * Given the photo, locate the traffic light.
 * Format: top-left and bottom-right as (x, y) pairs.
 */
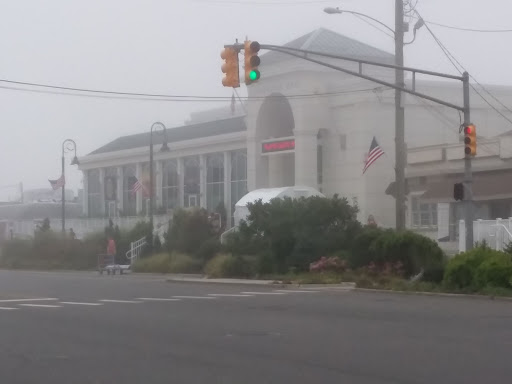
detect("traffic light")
(454, 183), (464, 201)
(221, 47), (240, 88)
(244, 40), (260, 85)
(464, 124), (477, 156)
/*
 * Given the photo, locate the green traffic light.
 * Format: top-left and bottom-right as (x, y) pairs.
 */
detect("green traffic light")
(249, 70), (260, 81)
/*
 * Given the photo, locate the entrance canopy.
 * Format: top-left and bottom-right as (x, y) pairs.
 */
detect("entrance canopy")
(234, 186), (325, 227)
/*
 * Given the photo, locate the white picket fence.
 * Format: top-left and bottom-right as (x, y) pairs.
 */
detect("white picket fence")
(10, 214), (171, 240)
(459, 218), (512, 252)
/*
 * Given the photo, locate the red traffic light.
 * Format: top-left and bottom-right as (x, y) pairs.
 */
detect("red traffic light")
(464, 126), (473, 135)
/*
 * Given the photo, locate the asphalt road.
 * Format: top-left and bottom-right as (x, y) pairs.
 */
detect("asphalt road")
(0, 270), (511, 384)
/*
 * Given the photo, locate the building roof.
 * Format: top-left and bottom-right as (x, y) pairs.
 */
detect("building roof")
(89, 115), (246, 155)
(420, 171), (512, 202)
(261, 28), (394, 66)
(235, 186), (324, 207)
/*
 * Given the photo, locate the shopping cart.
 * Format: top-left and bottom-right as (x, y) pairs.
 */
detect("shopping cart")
(97, 254), (123, 275)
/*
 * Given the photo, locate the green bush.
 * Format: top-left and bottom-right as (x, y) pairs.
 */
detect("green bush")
(166, 208), (216, 257)
(132, 252), (201, 274)
(371, 231), (445, 277)
(443, 246), (496, 289)
(228, 195), (360, 273)
(204, 254), (257, 278)
(349, 226), (388, 269)
(196, 238), (221, 262)
(474, 252), (512, 289)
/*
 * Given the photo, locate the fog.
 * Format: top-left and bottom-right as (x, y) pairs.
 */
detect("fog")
(0, 0), (510, 200)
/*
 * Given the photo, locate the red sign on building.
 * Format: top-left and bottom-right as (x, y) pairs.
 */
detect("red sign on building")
(261, 138), (295, 154)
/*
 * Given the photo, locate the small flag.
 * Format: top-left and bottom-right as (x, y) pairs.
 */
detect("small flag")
(49, 174), (65, 190)
(130, 177), (149, 197)
(230, 92), (236, 115)
(363, 137), (385, 174)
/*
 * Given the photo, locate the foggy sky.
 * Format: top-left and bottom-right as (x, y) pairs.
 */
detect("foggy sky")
(0, 0), (510, 200)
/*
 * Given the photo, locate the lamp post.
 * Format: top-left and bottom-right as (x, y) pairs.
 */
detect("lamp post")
(149, 122), (170, 241)
(61, 139), (79, 233)
(324, 3), (423, 230)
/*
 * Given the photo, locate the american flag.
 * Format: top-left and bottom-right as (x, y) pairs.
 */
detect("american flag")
(49, 174), (65, 190)
(130, 177), (148, 197)
(363, 137), (385, 174)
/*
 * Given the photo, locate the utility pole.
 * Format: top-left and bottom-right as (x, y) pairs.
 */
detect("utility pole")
(462, 72), (474, 250)
(395, 0), (406, 231)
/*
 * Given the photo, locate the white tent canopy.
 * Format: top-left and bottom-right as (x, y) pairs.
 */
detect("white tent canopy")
(233, 186), (325, 227)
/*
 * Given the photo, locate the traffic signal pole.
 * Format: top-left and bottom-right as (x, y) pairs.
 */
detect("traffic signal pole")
(395, 0), (406, 231)
(462, 71), (474, 250)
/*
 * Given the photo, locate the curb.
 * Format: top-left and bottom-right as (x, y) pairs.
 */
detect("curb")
(354, 288), (512, 302)
(165, 277), (357, 289)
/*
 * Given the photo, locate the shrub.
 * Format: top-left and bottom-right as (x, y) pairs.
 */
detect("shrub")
(166, 208), (216, 256)
(196, 238), (221, 262)
(132, 252), (201, 274)
(230, 195), (360, 273)
(349, 227), (387, 269)
(474, 252), (512, 289)
(443, 246), (495, 289)
(204, 254), (257, 278)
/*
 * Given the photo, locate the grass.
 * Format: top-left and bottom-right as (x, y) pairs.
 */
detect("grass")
(132, 252), (202, 274)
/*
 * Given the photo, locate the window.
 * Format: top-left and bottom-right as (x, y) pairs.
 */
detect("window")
(104, 167), (118, 215)
(231, 150), (247, 225)
(162, 159), (179, 211)
(123, 165), (137, 216)
(206, 153), (224, 212)
(411, 196), (437, 227)
(184, 156), (200, 208)
(87, 169), (102, 217)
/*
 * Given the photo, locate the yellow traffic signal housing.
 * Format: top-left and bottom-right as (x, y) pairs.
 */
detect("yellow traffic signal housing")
(244, 40), (261, 85)
(221, 47), (240, 88)
(464, 124), (477, 156)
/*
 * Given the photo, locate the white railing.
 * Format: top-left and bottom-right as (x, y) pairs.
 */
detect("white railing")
(220, 226), (237, 245)
(10, 214), (171, 240)
(459, 218), (512, 252)
(126, 236), (147, 265)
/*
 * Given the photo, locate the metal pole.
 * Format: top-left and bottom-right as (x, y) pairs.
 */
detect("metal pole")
(395, 0), (406, 231)
(149, 131), (154, 240)
(61, 154), (65, 233)
(462, 71), (474, 250)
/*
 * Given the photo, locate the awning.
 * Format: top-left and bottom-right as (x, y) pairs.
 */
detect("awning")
(421, 171), (512, 202)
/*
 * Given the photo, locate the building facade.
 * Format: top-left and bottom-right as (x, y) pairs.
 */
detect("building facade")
(78, 28), (512, 233)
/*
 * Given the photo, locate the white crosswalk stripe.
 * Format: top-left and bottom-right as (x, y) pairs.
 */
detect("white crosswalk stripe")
(0, 307), (19, 310)
(240, 292), (286, 295)
(208, 294), (253, 297)
(61, 302), (103, 306)
(172, 296), (216, 300)
(137, 298), (181, 302)
(273, 290), (320, 293)
(99, 300), (142, 304)
(19, 304), (61, 308)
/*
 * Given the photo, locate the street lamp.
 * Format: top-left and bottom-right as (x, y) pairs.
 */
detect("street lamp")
(149, 122), (170, 242)
(324, 2), (423, 231)
(61, 139), (79, 233)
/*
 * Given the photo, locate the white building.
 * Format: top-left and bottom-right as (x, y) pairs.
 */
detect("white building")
(78, 28), (512, 242)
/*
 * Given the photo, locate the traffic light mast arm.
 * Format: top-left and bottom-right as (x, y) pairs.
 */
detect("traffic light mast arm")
(259, 44), (465, 112)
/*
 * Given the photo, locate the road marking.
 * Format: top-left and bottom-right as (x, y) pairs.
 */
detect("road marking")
(99, 300), (142, 304)
(273, 290), (320, 293)
(0, 298), (58, 303)
(60, 302), (104, 306)
(240, 292), (286, 295)
(19, 304), (61, 308)
(0, 307), (19, 310)
(207, 294), (253, 297)
(172, 296), (216, 300)
(137, 298), (181, 302)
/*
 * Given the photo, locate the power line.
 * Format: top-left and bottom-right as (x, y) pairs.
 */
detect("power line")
(192, 0), (334, 4)
(0, 79), (386, 102)
(353, 14), (395, 39)
(421, 19), (512, 33)
(419, 15), (512, 128)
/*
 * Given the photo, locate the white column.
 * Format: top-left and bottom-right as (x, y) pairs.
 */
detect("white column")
(117, 167), (123, 216)
(156, 160), (163, 211)
(82, 170), (89, 217)
(177, 158), (184, 208)
(200, 155), (207, 209)
(294, 131), (317, 188)
(246, 136), (268, 190)
(136, 163), (142, 214)
(99, 168), (106, 217)
(224, 151), (232, 229)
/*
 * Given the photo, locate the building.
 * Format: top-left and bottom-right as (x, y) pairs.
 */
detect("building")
(78, 28), (512, 236)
